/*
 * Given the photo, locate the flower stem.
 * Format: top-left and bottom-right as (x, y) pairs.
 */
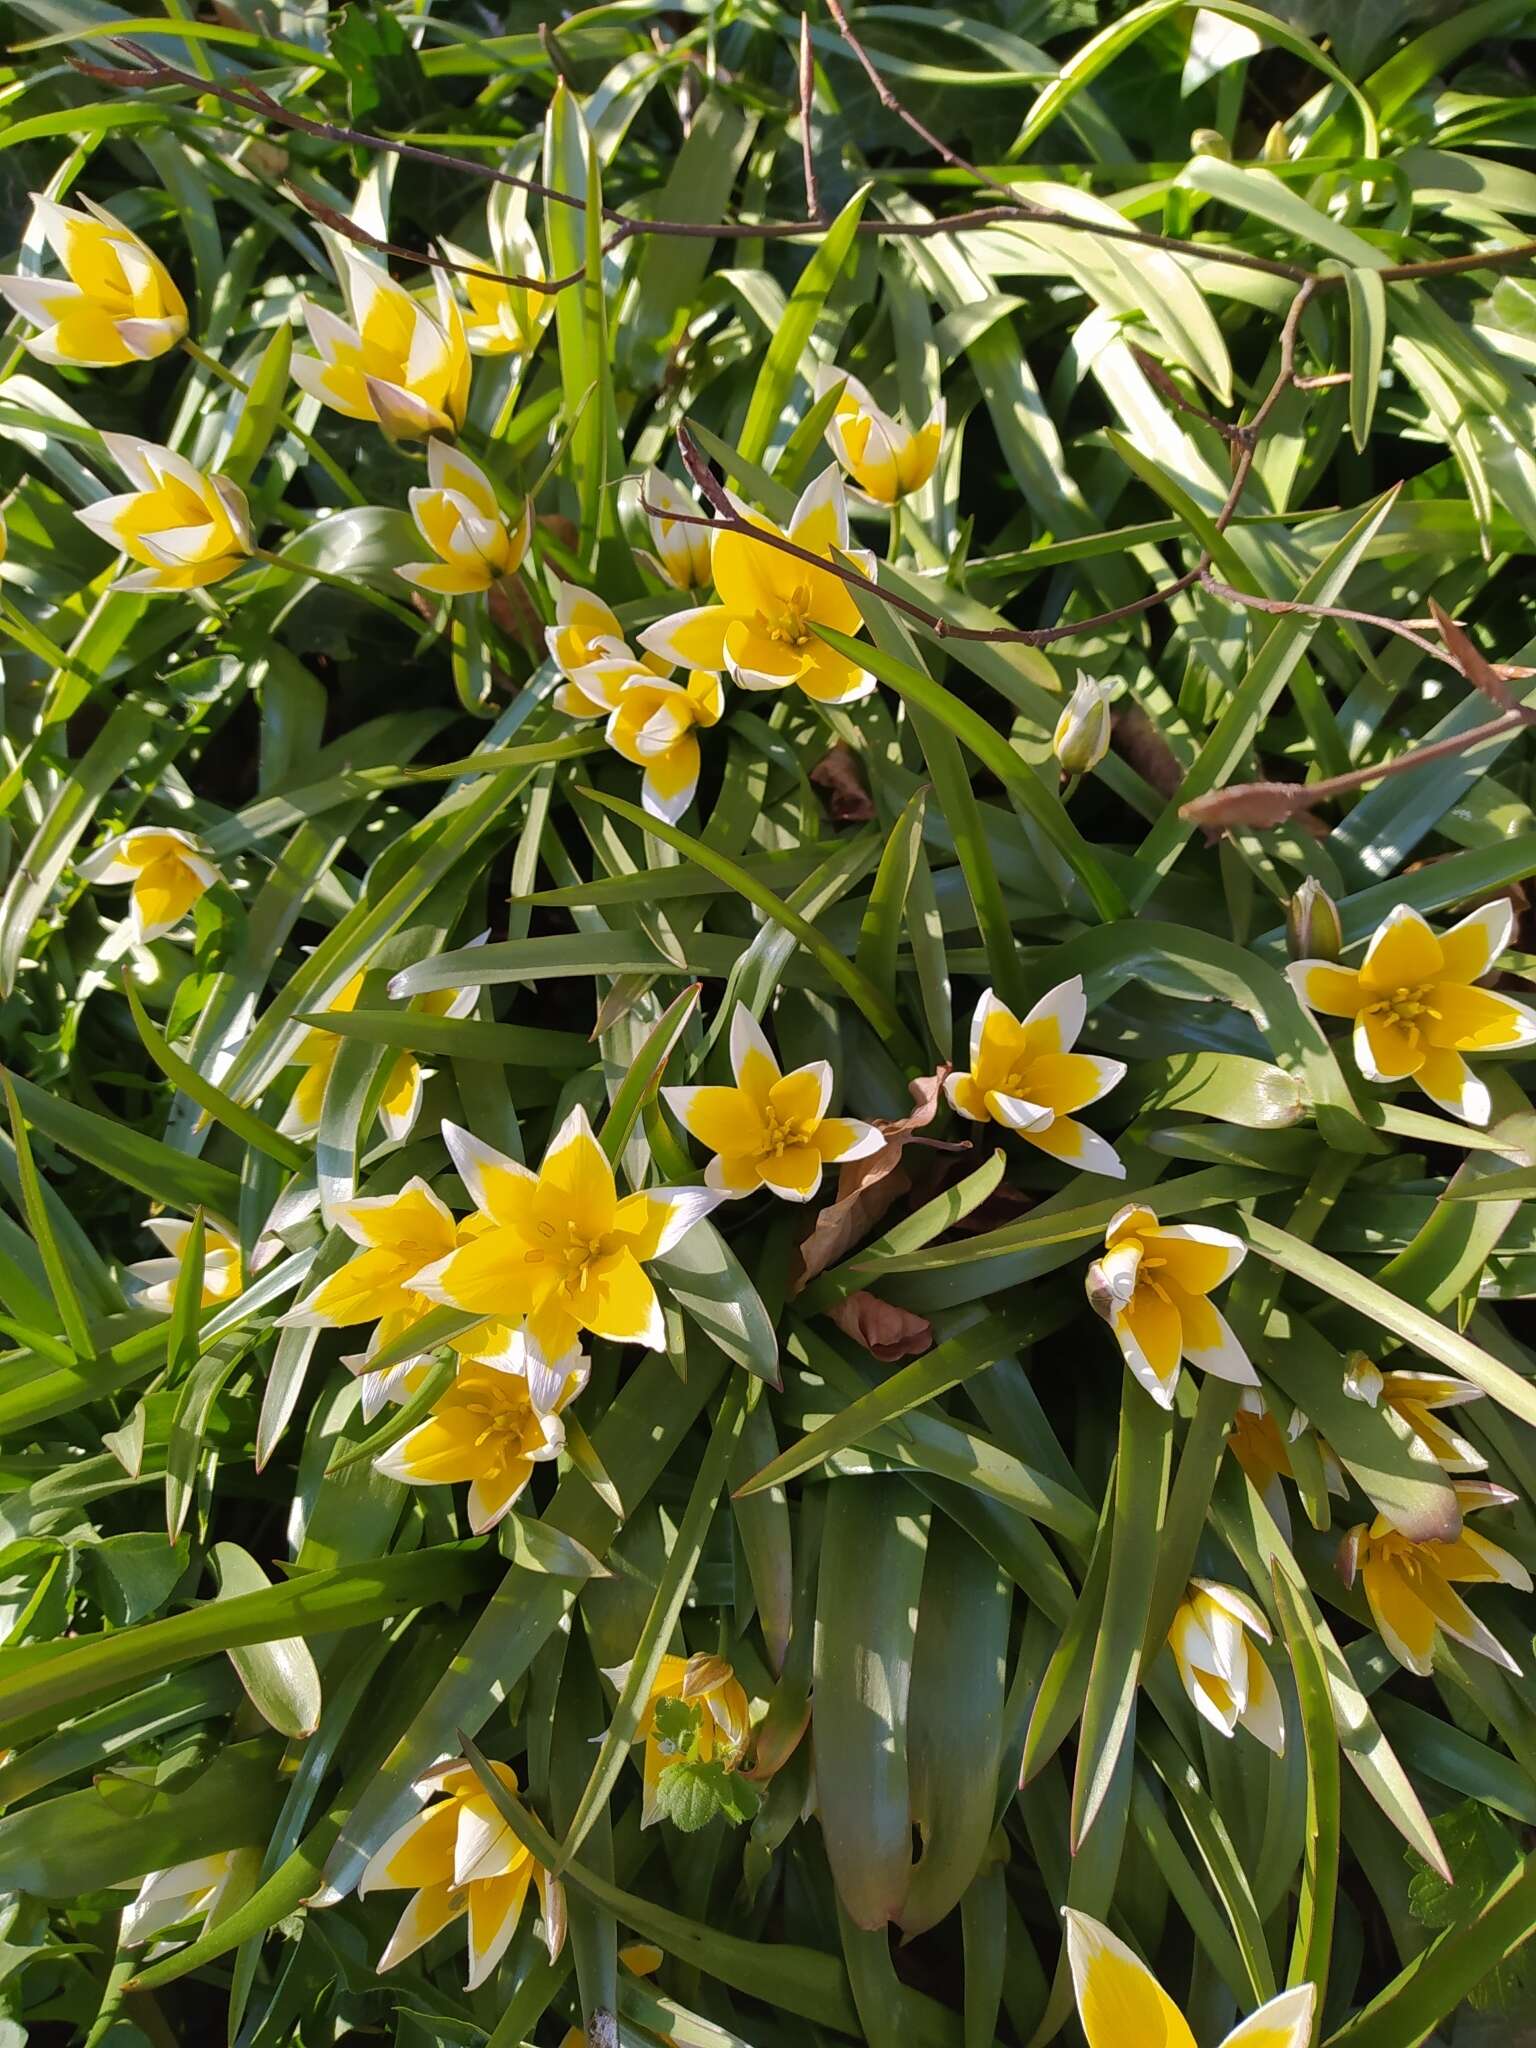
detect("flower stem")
(179, 340), (367, 508)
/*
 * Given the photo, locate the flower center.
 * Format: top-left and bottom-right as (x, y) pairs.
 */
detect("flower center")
(462, 1396), (528, 1456)
(761, 1110), (807, 1157)
(1365, 982), (1440, 1048)
(757, 584), (814, 648)
(524, 1218), (610, 1293)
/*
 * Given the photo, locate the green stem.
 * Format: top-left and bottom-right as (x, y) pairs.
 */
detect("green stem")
(180, 339), (366, 508)
(249, 547), (425, 630)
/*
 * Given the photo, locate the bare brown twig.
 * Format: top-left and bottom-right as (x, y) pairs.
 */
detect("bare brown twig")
(798, 15), (825, 226)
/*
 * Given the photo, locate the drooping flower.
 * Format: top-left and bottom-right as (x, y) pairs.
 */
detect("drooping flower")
(78, 825), (219, 942)
(1168, 1580), (1284, 1754)
(1052, 673), (1112, 775)
(120, 1849), (259, 1947)
(292, 246), (470, 441)
(374, 1353), (586, 1531)
(444, 223), (553, 359)
(1340, 1480), (1531, 1676)
(636, 469), (713, 590)
(1086, 1204), (1255, 1408)
(0, 193), (187, 367)
(414, 1108), (719, 1356)
(1287, 900), (1536, 1125)
(637, 468), (877, 707)
(1063, 1909), (1315, 2048)
(1343, 1354), (1487, 1475)
(602, 666), (725, 824)
(76, 435), (251, 594)
(944, 979), (1126, 1178)
(399, 440), (531, 597)
(600, 1652), (751, 1826)
(815, 366), (944, 504)
(279, 971), (479, 1142)
(663, 1006), (882, 1202)
(127, 1216), (243, 1315)
(360, 1757), (565, 1989)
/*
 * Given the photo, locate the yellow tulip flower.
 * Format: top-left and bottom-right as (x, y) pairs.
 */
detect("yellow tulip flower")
(1288, 899), (1536, 1125)
(600, 665), (724, 824)
(443, 223), (553, 359)
(1086, 1203), (1255, 1408)
(76, 435), (251, 594)
(360, 1757), (565, 1989)
(1064, 1909), (1315, 2048)
(944, 978), (1126, 1178)
(78, 825), (219, 942)
(599, 1652), (751, 1826)
(126, 1216), (243, 1314)
(414, 1107), (720, 1355)
(293, 247), (470, 441)
(815, 366), (944, 504)
(0, 193), (186, 367)
(284, 1180), (544, 1421)
(546, 581), (669, 717)
(1340, 1480), (1531, 1677)
(662, 1004), (882, 1202)
(374, 1352), (586, 1531)
(636, 468), (877, 707)
(1168, 1580), (1284, 1754)
(636, 469), (713, 591)
(398, 439), (531, 597)
(120, 1849), (258, 1947)
(1343, 1355), (1487, 1475)
(279, 969), (480, 1143)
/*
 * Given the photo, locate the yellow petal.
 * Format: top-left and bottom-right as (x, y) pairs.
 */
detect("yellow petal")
(1289, 962), (1367, 1017)
(1362, 1556), (1437, 1674)
(1150, 1225), (1244, 1298)
(538, 1108), (617, 1242)
(1426, 981), (1536, 1051)
(667, 1084), (766, 1159)
(1064, 1911), (1197, 2048)
(1117, 1286), (1183, 1398)
(580, 1248), (662, 1345)
(1219, 1987), (1316, 2048)
(1359, 907), (1442, 993)
(1355, 1009), (1423, 1081)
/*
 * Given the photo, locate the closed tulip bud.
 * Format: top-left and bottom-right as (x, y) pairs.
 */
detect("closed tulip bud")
(1190, 128), (1231, 161)
(0, 194), (187, 368)
(1286, 877), (1341, 962)
(1053, 673), (1112, 775)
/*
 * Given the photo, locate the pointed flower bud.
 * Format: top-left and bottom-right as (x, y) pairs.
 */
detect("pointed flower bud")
(1052, 673), (1112, 775)
(1286, 877), (1341, 963)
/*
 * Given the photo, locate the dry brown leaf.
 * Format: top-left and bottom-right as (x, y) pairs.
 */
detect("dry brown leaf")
(1428, 598), (1518, 712)
(827, 1289), (933, 1361)
(790, 1068), (962, 1291)
(809, 741), (875, 822)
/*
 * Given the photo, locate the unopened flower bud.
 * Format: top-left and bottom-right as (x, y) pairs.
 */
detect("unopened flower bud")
(1053, 673), (1112, 775)
(1190, 128), (1231, 162)
(1263, 121), (1290, 163)
(1286, 878), (1342, 962)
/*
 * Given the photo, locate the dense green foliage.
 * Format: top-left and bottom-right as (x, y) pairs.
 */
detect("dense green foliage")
(1, 2), (1536, 2045)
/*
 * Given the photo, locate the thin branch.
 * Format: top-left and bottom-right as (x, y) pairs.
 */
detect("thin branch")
(1181, 709), (1532, 825)
(1197, 569), (1449, 662)
(799, 15), (825, 225)
(822, 0), (1016, 207)
(285, 185), (585, 295)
